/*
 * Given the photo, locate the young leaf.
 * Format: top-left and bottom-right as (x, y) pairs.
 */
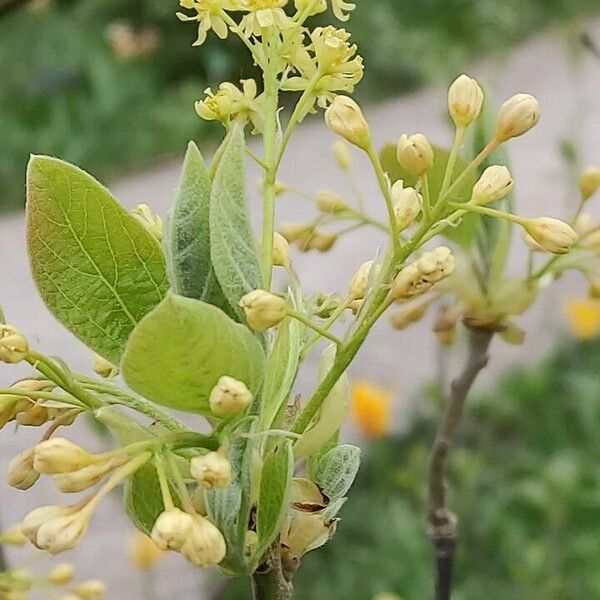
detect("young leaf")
(163, 142), (235, 317)
(314, 445), (361, 500)
(254, 440), (294, 564)
(26, 156), (167, 364)
(209, 126), (263, 321)
(121, 293), (265, 415)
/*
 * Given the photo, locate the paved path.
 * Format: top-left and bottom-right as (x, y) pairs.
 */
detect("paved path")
(1, 23), (599, 598)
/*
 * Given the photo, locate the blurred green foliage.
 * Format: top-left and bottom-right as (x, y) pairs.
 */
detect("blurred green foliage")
(1, 0), (599, 211)
(224, 337), (600, 599)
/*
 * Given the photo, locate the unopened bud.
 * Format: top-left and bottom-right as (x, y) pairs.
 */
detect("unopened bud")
(448, 74), (484, 129)
(396, 134), (434, 177)
(7, 448), (39, 490)
(522, 217), (577, 255)
(93, 354), (118, 379)
(0, 325), (29, 363)
(269, 232), (290, 268)
(523, 231), (545, 252)
(15, 401), (50, 427)
(471, 165), (514, 205)
(48, 563), (75, 585)
(306, 232), (338, 252)
(151, 508), (193, 552)
(33, 438), (95, 475)
(190, 452), (232, 489)
(580, 166), (600, 201)
(495, 93), (540, 142)
(0, 525), (28, 546)
(391, 181), (422, 229)
(209, 376), (252, 417)
(34, 509), (90, 554)
(73, 580), (106, 600)
(239, 290), (287, 331)
(390, 301), (429, 330)
(131, 204), (163, 241)
(325, 96), (371, 150)
(316, 190), (348, 214)
(53, 460), (118, 493)
(333, 141), (351, 171)
(348, 260), (380, 301)
(278, 222), (313, 243)
(315, 293), (344, 319)
(181, 515), (226, 568)
(21, 505), (75, 545)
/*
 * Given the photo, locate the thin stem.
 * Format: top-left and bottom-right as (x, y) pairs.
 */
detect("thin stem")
(421, 174), (432, 220)
(447, 201), (528, 227)
(155, 457), (175, 510)
(345, 208), (390, 233)
(427, 328), (494, 600)
(288, 311), (343, 347)
(366, 143), (401, 253)
(166, 452), (196, 514)
(439, 127), (466, 199)
(252, 544), (294, 600)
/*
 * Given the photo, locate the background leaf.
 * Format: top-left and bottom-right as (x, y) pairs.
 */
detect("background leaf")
(209, 126), (263, 321)
(121, 293), (265, 415)
(380, 143), (478, 248)
(164, 142), (235, 317)
(26, 156), (167, 364)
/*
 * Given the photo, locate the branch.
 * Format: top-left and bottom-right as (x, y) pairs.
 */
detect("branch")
(427, 327), (494, 600)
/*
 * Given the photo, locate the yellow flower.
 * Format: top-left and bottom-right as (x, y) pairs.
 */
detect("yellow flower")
(239, 0), (294, 38)
(564, 299), (600, 340)
(128, 532), (164, 570)
(351, 381), (392, 439)
(331, 0), (355, 21)
(176, 0), (236, 47)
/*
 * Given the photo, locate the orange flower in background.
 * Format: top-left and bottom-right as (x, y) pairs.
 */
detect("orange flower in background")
(351, 381), (393, 439)
(564, 299), (600, 340)
(128, 531), (164, 570)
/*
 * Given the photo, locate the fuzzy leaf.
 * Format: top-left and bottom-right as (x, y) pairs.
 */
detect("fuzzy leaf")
(315, 445), (361, 500)
(209, 126), (263, 321)
(26, 156), (167, 364)
(254, 440), (294, 564)
(164, 142), (235, 317)
(121, 294), (265, 415)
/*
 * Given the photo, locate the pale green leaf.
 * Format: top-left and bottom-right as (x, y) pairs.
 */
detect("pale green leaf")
(315, 445), (361, 500)
(26, 156), (168, 364)
(164, 142), (235, 317)
(210, 126), (263, 321)
(121, 294), (265, 415)
(254, 440), (294, 563)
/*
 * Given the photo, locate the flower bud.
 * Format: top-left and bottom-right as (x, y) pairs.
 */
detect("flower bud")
(0, 396), (18, 429)
(348, 260), (380, 301)
(34, 509), (90, 554)
(53, 460), (118, 493)
(239, 290), (287, 331)
(448, 74), (484, 128)
(333, 141), (351, 171)
(129, 532), (164, 570)
(48, 563), (75, 585)
(0, 525), (28, 546)
(0, 325), (29, 363)
(7, 448), (39, 490)
(294, 0), (326, 15)
(396, 134), (434, 177)
(314, 293), (344, 319)
(278, 222), (313, 243)
(325, 96), (371, 150)
(523, 231), (545, 252)
(33, 438), (95, 475)
(93, 353), (118, 379)
(315, 190), (348, 214)
(580, 166), (600, 201)
(151, 508), (193, 551)
(21, 505), (75, 545)
(390, 301), (429, 330)
(495, 93), (540, 142)
(73, 580), (106, 600)
(131, 203), (163, 241)
(209, 376), (252, 417)
(522, 217), (577, 255)
(181, 516), (226, 568)
(471, 165), (514, 205)
(391, 181), (422, 229)
(190, 452), (232, 489)
(15, 401), (50, 427)
(271, 232), (290, 268)
(304, 232), (338, 253)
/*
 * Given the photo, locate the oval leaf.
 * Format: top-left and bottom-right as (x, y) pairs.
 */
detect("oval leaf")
(164, 142), (235, 317)
(209, 126), (263, 321)
(314, 445), (361, 500)
(121, 293), (265, 414)
(26, 156), (167, 364)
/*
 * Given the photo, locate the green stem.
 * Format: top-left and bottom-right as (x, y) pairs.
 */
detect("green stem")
(421, 174), (432, 220)
(439, 127), (466, 199)
(287, 310), (342, 347)
(447, 201), (528, 227)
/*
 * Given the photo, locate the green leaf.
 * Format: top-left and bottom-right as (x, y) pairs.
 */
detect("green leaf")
(121, 293), (265, 415)
(254, 440), (294, 564)
(315, 445), (361, 500)
(95, 407), (164, 535)
(164, 142), (235, 317)
(206, 418), (256, 574)
(210, 126), (263, 321)
(380, 144), (478, 248)
(26, 156), (167, 364)
(259, 317), (302, 431)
